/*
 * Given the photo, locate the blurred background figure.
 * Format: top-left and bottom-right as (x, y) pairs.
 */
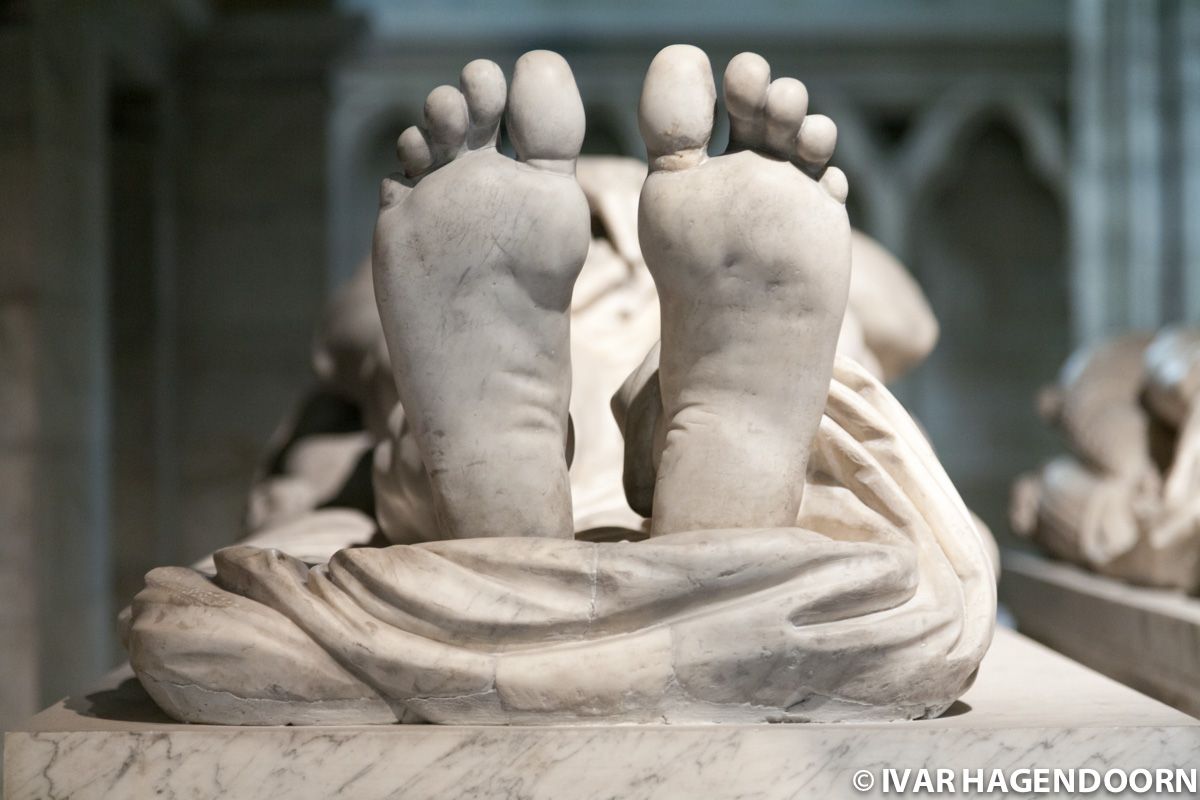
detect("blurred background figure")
(2, 0), (1199, 737)
(1011, 327), (1200, 593)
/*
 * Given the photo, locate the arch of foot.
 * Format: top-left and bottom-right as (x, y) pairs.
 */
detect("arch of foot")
(124, 45), (995, 727)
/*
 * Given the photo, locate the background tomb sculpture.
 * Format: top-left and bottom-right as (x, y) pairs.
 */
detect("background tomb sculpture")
(1011, 327), (1200, 593)
(123, 46), (995, 726)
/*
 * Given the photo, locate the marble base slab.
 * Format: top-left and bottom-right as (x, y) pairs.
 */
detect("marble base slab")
(5, 629), (1199, 800)
(1003, 548), (1200, 718)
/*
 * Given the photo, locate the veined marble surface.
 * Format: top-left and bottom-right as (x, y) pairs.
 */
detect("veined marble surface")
(1003, 548), (1200, 718)
(5, 628), (1198, 799)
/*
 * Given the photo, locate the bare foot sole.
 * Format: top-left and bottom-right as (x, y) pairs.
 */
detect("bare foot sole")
(635, 45), (852, 535)
(373, 52), (591, 540)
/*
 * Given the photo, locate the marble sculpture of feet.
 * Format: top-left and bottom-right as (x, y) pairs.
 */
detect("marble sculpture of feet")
(373, 51), (589, 541)
(123, 47), (993, 727)
(637, 45), (851, 534)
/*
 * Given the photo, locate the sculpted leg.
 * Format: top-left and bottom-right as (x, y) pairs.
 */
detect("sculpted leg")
(373, 53), (590, 540)
(636, 46), (852, 535)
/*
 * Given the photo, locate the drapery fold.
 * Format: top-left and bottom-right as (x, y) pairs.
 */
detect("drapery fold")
(127, 357), (995, 725)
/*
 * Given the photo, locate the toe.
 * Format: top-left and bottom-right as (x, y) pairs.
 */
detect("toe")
(506, 50), (585, 168)
(820, 166), (849, 204)
(795, 114), (837, 174)
(422, 84), (470, 164)
(723, 52), (770, 152)
(396, 125), (434, 179)
(763, 77), (809, 158)
(460, 59), (506, 149)
(639, 44), (716, 171)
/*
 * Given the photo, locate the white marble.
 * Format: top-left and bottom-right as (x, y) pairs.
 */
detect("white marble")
(7, 630), (1198, 800)
(1011, 327), (1200, 591)
(1003, 548), (1200, 717)
(635, 45), (849, 534)
(124, 46), (994, 727)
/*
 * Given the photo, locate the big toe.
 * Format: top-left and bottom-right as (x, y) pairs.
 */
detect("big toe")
(639, 44), (716, 170)
(507, 50), (585, 167)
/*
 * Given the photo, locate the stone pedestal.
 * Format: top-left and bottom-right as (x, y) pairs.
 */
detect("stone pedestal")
(5, 628), (1198, 799)
(1003, 548), (1200, 718)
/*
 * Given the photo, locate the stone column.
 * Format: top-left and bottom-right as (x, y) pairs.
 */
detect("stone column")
(0, 23), (41, 740)
(30, 3), (117, 705)
(174, 12), (357, 562)
(1069, 0), (1200, 342)
(1178, 2), (1200, 320)
(8, 0), (202, 719)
